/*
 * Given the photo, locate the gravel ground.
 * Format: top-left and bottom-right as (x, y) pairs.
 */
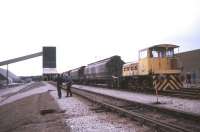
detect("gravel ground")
(48, 83), (151, 132)
(73, 85), (200, 115)
(0, 91), (67, 132)
(0, 82), (152, 132)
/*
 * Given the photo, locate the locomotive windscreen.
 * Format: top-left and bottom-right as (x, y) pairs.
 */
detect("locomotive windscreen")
(43, 47), (56, 68)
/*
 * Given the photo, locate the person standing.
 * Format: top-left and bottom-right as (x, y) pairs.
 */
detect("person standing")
(56, 74), (63, 99)
(186, 72), (191, 88)
(66, 76), (73, 97)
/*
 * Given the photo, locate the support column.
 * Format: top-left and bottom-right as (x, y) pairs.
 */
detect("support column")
(7, 64), (9, 87)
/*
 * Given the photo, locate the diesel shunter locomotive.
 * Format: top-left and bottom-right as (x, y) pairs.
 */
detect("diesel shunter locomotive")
(122, 44), (182, 91)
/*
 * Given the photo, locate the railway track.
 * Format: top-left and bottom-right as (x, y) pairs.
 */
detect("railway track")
(0, 82), (45, 103)
(74, 83), (200, 99)
(161, 87), (200, 99)
(71, 86), (200, 132)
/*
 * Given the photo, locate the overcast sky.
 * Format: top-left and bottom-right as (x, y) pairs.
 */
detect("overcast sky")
(0, 0), (200, 76)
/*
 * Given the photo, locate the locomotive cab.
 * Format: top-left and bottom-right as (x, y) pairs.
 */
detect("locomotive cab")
(138, 44), (181, 75)
(138, 44), (182, 91)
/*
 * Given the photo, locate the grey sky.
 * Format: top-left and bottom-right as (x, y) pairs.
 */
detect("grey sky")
(0, 0), (200, 76)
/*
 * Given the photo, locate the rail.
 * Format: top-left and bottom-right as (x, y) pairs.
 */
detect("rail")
(71, 86), (200, 132)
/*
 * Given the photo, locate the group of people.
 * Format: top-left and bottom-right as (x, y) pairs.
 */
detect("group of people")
(181, 71), (197, 88)
(56, 74), (73, 99)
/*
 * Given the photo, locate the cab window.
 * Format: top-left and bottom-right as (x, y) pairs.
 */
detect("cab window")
(152, 51), (159, 57)
(139, 50), (147, 59)
(150, 48), (174, 58)
(166, 49), (174, 57)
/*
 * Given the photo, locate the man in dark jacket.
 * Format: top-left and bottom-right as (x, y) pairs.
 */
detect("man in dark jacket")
(65, 76), (73, 97)
(56, 74), (63, 98)
(186, 72), (191, 88)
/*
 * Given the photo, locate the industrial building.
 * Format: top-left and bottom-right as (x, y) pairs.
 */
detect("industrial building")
(176, 49), (200, 82)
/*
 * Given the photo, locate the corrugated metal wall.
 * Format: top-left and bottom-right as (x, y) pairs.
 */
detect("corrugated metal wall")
(176, 49), (200, 82)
